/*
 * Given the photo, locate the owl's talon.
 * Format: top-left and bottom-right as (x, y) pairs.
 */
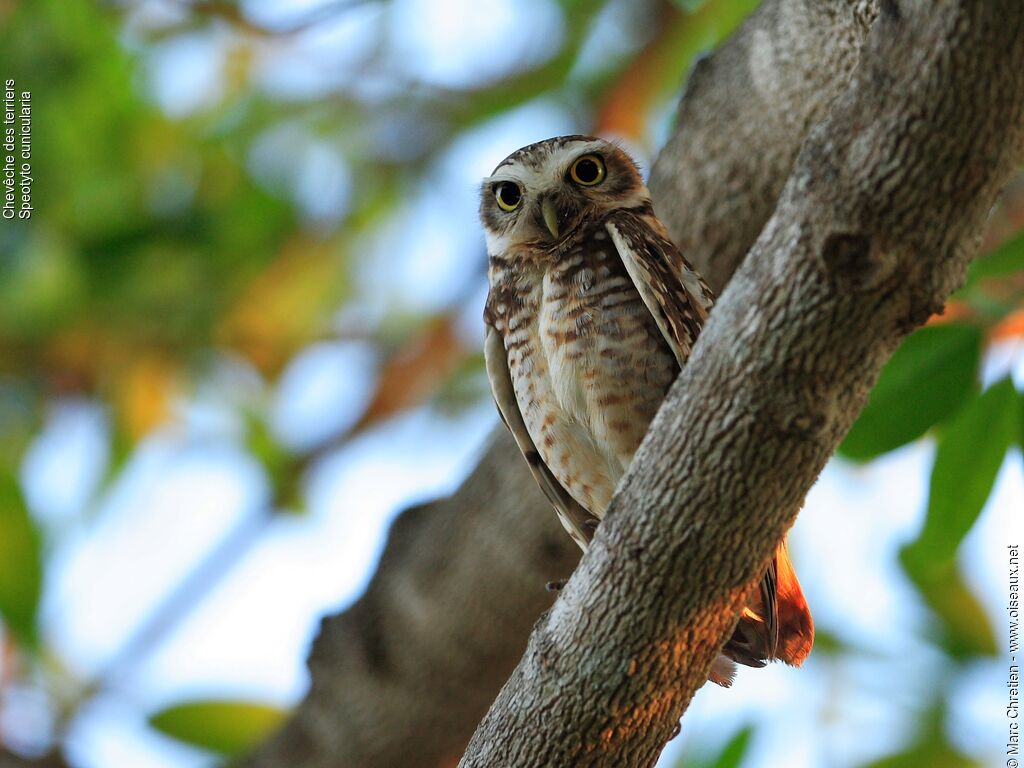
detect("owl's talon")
(545, 579), (568, 592)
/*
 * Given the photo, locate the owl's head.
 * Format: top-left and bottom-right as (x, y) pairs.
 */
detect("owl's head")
(479, 135), (648, 257)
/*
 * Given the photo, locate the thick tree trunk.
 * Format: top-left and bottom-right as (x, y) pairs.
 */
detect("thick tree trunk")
(242, 1), (884, 766)
(459, 2), (1024, 766)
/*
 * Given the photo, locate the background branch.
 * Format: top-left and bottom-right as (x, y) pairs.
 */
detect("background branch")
(242, 433), (579, 768)
(0, 750), (68, 768)
(459, 2), (1024, 765)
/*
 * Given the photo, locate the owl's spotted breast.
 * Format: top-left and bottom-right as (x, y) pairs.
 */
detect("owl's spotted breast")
(492, 224), (677, 516)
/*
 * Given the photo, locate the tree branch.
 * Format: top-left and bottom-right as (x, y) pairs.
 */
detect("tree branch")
(242, 432), (580, 768)
(242, 1), (883, 766)
(649, 0), (878, 292)
(0, 749), (68, 768)
(459, 2), (1024, 766)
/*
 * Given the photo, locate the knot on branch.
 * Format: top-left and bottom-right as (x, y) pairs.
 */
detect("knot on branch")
(821, 231), (893, 290)
(761, 389), (829, 442)
(778, 410), (828, 439)
(879, 0), (900, 22)
(532, 625), (561, 672)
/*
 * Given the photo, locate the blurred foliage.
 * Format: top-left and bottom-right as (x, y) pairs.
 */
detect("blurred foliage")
(863, 700), (982, 768)
(838, 324), (983, 462)
(0, 0), (1021, 765)
(0, 472), (42, 650)
(905, 377), (1019, 569)
(674, 725), (753, 768)
(900, 557), (997, 660)
(962, 229), (1024, 294)
(148, 699), (287, 758)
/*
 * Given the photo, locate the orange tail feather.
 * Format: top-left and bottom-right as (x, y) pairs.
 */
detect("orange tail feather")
(774, 540), (814, 666)
(717, 538), (814, 683)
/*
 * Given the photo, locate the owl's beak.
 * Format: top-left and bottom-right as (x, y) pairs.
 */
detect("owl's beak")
(540, 197), (561, 240)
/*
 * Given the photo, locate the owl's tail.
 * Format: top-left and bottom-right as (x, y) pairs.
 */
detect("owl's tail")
(709, 538), (814, 687)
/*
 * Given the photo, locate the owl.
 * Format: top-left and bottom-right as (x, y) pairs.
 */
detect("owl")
(480, 135), (813, 686)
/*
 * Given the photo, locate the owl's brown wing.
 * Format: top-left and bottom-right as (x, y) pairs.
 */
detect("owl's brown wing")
(605, 209), (814, 674)
(604, 210), (714, 368)
(483, 321), (600, 551)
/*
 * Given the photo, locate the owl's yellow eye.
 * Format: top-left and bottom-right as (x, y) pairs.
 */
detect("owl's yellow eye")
(569, 154), (605, 186)
(494, 182), (522, 211)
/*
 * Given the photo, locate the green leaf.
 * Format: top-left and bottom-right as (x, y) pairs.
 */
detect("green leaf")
(709, 726), (753, 768)
(244, 410), (302, 514)
(899, 556), (997, 659)
(963, 230), (1024, 286)
(677, 725), (754, 768)
(839, 324), (982, 461)
(897, 379), (1017, 660)
(149, 699), (288, 757)
(0, 470), (43, 648)
(862, 698), (982, 768)
(904, 377), (1019, 570)
(1018, 388), (1024, 450)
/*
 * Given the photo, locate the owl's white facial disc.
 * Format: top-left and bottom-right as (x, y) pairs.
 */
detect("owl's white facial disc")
(479, 135), (651, 261)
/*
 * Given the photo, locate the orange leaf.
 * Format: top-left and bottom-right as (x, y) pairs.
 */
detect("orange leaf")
(218, 236), (344, 375)
(355, 317), (465, 429)
(990, 308), (1024, 341)
(115, 353), (181, 439)
(595, 3), (684, 142)
(926, 299), (973, 326)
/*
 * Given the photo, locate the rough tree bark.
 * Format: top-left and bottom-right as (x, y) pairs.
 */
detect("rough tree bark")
(649, 0), (878, 291)
(242, 1), (882, 766)
(459, 2), (1024, 766)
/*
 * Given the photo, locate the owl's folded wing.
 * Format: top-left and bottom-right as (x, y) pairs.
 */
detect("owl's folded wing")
(483, 322), (600, 551)
(605, 213), (817, 670)
(605, 211), (715, 368)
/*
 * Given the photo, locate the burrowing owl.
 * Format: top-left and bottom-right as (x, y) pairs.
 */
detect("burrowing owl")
(480, 135), (813, 685)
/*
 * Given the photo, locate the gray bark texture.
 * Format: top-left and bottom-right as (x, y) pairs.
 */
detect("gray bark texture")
(649, 0), (878, 292)
(459, 1), (1024, 767)
(241, 1), (889, 767)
